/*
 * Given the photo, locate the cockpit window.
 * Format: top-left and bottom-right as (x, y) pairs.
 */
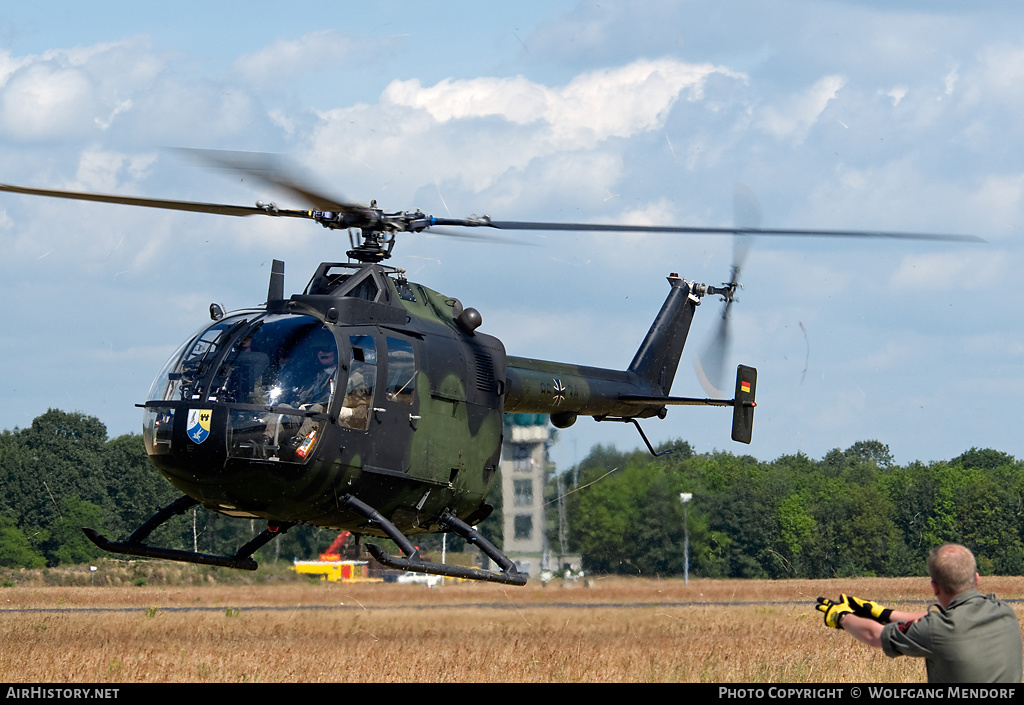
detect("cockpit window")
(228, 315), (337, 407)
(147, 313), (340, 408)
(144, 313), (340, 465)
(148, 315), (252, 402)
(385, 337), (416, 405)
(339, 335), (377, 430)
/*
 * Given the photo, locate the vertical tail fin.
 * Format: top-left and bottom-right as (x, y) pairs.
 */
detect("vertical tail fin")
(731, 365), (757, 444)
(628, 274), (700, 396)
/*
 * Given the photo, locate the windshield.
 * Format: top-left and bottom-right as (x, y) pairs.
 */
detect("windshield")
(148, 313), (340, 408)
(148, 316), (252, 402)
(217, 314), (338, 407)
(144, 313), (339, 464)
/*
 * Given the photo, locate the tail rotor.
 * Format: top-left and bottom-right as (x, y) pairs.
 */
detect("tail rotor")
(694, 185), (758, 397)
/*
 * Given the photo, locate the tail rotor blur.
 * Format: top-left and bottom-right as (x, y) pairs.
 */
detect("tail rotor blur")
(694, 185), (759, 397)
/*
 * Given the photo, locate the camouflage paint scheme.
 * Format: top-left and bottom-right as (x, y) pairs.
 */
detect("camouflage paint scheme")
(143, 262), (701, 540)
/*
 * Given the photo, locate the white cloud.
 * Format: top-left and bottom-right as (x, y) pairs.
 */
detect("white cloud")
(888, 250), (1007, 293)
(968, 174), (1024, 233)
(973, 44), (1024, 102)
(471, 149), (626, 214)
(383, 59), (742, 147)
(232, 30), (356, 84)
(850, 338), (916, 374)
(95, 99), (133, 131)
(0, 34), (282, 147)
(943, 66), (959, 97)
(305, 58), (745, 212)
(0, 49), (28, 88)
(754, 75), (846, 143)
(0, 62), (98, 139)
(71, 149), (157, 192)
(384, 75), (547, 125)
(885, 86), (908, 107)
(0, 38), (164, 141)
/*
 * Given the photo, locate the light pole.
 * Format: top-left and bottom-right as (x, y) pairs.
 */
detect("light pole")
(679, 492), (692, 585)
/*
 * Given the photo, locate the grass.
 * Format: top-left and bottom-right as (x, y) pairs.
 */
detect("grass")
(1, 569), (1021, 683)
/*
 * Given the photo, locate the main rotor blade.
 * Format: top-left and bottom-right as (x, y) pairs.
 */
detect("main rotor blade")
(176, 148), (365, 215)
(423, 225), (531, 245)
(476, 220), (983, 242)
(0, 182), (315, 219)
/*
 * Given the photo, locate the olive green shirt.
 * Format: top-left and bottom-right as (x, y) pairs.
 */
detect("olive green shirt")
(881, 589), (1023, 683)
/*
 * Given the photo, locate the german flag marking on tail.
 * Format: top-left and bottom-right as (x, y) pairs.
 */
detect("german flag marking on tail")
(732, 365), (757, 444)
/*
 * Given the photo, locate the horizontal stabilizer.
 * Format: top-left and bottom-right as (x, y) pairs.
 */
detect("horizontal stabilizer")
(618, 394), (734, 407)
(617, 363), (757, 444)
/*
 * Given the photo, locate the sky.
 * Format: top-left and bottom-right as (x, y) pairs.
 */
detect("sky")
(0, 0), (1022, 473)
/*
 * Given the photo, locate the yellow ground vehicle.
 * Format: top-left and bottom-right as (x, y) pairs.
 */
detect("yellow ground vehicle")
(292, 559), (376, 582)
(291, 531), (381, 582)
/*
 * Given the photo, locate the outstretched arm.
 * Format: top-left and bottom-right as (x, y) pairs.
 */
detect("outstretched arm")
(841, 595), (928, 631)
(838, 613), (884, 648)
(840, 610), (927, 649)
(888, 609), (929, 623)
(817, 596), (929, 650)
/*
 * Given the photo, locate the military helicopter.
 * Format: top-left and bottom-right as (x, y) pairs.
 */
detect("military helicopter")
(0, 151), (978, 586)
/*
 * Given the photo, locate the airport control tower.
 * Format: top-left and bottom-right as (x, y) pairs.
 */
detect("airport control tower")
(500, 413), (553, 576)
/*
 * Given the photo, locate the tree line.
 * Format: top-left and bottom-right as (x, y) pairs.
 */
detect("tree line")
(563, 439), (1023, 578)
(0, 409), (349, 569)
(1, 409), (1020, 580)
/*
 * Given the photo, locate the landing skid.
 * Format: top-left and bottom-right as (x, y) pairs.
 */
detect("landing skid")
(82, 495), (291, 571)
(341, 495), (527, 586)
(83, 493), (525, 585)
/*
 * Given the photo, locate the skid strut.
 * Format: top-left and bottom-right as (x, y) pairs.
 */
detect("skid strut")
(83, 495), (291, 571)
(340, 494), (526, 586)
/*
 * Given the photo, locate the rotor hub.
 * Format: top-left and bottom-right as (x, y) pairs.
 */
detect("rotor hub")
(346, 229), (394, 262)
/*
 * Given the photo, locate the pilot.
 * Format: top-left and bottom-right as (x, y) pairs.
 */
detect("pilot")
(261, 346), (300, 406)
(301, 342), (338, 405)
(222, 336), (269, 403)
(338, 368), (369, 424)
(264, 334), (337, 457)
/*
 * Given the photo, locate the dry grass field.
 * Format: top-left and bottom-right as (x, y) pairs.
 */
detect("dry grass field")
(2, 571), (1022, 683)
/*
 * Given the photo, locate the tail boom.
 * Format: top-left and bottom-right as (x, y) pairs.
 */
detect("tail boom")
(502, 274), (701, 421)
(501, 274), (757, 443)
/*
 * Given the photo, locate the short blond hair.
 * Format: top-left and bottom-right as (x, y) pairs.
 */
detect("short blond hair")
(927, 543), (977, 595)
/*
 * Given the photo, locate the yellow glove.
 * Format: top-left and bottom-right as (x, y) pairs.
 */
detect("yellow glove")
(842, 594), (893, 623)
(815, 596), (853, 629)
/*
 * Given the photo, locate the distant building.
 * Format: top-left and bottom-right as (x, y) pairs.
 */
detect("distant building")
(500, 413), (552, 576)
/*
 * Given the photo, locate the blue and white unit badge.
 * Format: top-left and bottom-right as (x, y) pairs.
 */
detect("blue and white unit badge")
(187, 409), (212, 444)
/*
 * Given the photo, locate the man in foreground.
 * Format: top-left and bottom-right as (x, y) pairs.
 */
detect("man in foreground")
(816, 543), (1023, 683)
